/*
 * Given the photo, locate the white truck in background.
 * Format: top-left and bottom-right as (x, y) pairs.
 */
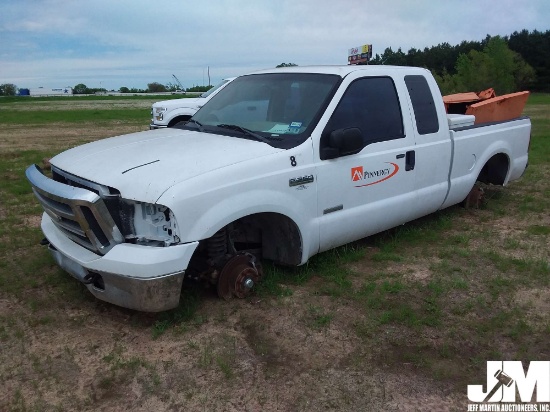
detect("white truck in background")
(150, 78), (235, 129)
(26, 65), (530, 312)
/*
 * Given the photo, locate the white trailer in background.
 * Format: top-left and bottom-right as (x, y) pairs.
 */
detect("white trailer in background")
(30, 87), (73, 96)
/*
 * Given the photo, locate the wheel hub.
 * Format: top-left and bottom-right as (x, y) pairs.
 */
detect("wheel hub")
(217, 254), (262, 300)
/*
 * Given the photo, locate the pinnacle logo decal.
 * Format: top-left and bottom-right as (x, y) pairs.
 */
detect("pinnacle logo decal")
(351, 166), (364, 182)
(351, 162), (399, 187)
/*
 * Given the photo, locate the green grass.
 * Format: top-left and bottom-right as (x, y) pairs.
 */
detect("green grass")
(523, 93), (550, 165)
(0, 94), (196, 104)
(0, 94), (193, 125)
(257, 242), (364, 298)
(0, 108), (150, 124)
(1, 93), (549, 409)
(524, 92), (550, 105)
(305, 304), (334, 329)
(526, 224), (550, 235)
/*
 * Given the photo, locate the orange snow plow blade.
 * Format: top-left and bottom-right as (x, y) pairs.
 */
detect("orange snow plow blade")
(465, 91), (530, 124)
(443, 89), (529, 124)
(443, 92), (481, 106)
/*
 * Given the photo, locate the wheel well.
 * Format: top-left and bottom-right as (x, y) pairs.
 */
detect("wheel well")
(234, 212), (302, 266)
(477, 153), (509, 185)
(168, 115), (191, 127)
(189, 212), (302, 273)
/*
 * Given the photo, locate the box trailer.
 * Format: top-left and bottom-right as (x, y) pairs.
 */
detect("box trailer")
(30, 87), (73, 96)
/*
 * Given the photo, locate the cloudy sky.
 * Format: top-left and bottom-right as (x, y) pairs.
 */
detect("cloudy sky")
(1, 0), (549, 90)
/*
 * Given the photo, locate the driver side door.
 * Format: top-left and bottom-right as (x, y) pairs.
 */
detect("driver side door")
(315, 75), (418, 252)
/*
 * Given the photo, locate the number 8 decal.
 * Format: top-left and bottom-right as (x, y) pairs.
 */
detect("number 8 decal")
(290, 156), (297, 167)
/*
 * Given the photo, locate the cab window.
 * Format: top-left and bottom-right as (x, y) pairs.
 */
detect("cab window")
(322, 76), (405, 152)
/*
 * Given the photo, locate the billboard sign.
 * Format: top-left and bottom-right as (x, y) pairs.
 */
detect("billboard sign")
(348, 44), (372, 65)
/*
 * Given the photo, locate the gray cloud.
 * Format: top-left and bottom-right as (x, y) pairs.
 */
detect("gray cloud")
(1, 0), (548, 89)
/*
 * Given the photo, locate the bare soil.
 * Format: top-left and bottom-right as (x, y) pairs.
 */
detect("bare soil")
(0, 122), (148, 152)
(0, 113), (547, 411)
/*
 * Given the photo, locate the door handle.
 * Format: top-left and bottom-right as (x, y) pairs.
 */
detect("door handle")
(405, 150), (415, 171)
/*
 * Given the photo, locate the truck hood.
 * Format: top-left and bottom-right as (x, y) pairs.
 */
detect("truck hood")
(51, 128), (282, 203)
(153, 97), (205, 110)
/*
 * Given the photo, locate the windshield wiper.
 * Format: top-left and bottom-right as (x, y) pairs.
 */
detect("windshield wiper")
(185, 119), (204, 132)
(216, 124), (281, 143)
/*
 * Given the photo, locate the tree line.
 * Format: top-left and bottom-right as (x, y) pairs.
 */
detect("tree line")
(1, 29), (548, 96)
(0, 82), (214, 96)
(369, 29), (550, 93)
(72, 83), (213, 94)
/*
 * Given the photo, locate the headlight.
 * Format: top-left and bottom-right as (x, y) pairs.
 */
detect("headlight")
(152, 107), (167, 121)
(126, 201), (180, 247)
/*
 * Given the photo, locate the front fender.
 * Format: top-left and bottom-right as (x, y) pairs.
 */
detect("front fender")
(180, 188), (316, 265)
(157, 138), (318, 264)
(158, 156), (319, 264)
(165, 107), (199, 123)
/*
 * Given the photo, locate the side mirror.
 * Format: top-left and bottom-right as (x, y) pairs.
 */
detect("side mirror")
(321, 128), (363, 160)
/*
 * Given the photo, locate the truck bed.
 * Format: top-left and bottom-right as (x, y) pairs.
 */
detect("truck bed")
(442, 116), (531, 208)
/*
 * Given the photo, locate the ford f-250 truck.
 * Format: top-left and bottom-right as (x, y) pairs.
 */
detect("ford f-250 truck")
(150, 77), (235, 129)
(26, 65), (530, 311)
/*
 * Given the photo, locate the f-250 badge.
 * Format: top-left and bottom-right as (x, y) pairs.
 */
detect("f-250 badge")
(289, 175), (314, 187)
(351, 163), (399, 187)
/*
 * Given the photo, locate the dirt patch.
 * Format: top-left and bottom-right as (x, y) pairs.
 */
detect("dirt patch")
(0, 122), (148, 152)
(468, 213), (550, 262)
(0, 292), (470, 411)
(392, 262), (436, 284)
(515, 287), (550, 326)
(23, 215), (42, 228)
(1, 104), (548, 411)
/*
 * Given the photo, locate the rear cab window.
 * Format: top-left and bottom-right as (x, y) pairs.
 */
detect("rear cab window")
(404, 75), (439, 135)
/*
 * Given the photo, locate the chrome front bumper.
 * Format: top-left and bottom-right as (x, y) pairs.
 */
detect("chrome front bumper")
(149, 123), (167, 130)
(42, 214), (198, 312)
(48, 242), (185, 312)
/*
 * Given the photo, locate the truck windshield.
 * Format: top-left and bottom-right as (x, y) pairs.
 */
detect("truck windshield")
(186, 73), (341, 149)
(200, 79), (230, 98)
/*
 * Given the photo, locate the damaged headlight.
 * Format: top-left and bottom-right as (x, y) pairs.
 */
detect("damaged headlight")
(125, 201), (180, 247)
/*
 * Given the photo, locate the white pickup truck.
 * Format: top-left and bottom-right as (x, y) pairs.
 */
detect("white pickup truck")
(26, 65), (530, 311)
(150, 78), (235, 129)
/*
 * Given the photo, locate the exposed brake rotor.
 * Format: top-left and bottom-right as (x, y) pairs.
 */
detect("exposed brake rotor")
(217, 253), (262, 300)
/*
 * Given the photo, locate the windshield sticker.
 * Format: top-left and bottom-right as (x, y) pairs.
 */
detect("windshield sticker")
(351, 162), (399, 187)
(267, 124), (292, 134)
(288, 121), (303, 134)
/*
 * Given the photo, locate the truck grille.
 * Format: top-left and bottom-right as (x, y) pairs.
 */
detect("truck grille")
(26, 164), (124, 255)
